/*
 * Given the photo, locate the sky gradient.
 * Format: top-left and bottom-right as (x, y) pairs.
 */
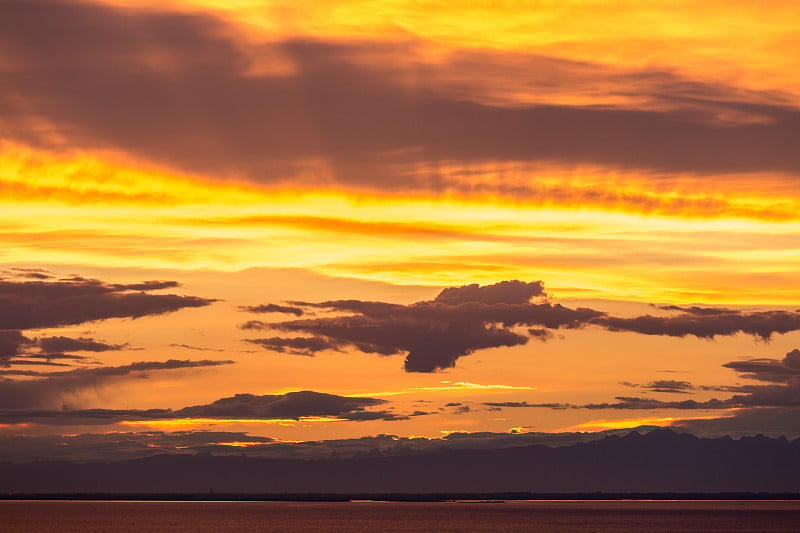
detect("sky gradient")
(1, 0), (800, 462)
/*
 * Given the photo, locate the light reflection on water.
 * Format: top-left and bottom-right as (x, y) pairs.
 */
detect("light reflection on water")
(2, 500), (800, 532)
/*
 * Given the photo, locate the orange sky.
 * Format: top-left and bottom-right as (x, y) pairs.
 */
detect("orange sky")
(1, 0), (800, 455)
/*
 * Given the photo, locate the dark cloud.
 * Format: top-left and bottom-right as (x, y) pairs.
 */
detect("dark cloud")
(168, 343), (227, 352)
(722, 349), (800, 383)
(2, 0), (800, 196)
(253, 280), (601, 372)
(585, 349), (800, 412)
(20, 353), (92, 362)
(0, 407), (173, 426)
(0, 426), (635, 463)
(111, 281), (180, 291)
(654, 304), (731, 316)
(0, 359), (234, 409)
(495, 350), (800, 424)
(0, 431), (274, 462)
(622, 379), (696, 394)
(68, 359), (234, 377)
(262, 282), (800, 372)
(175, 391), (398, 421)
(592, 307), (800, 340)
(0, 365), (71, 377)
(37, 336), (123, 353)
(673, 407), (800, 438)
(2, 268), (54, 280)
(489, 396), (729, 410)
(0, 390), (406, 425)
(433, 280), (546, 305)
(241, 304), (304, 316)
(0, 330), (32, 362)
(527, 328), (555, 341)
(728, 384), (800, 409)
(285, 316), (530, 372)
(239, 320), (268, 330)
(244, 274), (800, 370)
(484, 401), (571, 410)
(580, 396), (732, 410)
(717, 351), (800, 409)
(0, 277), (214, 330)
(248, 280), (800, 371)
(245, 337), (343, 356)
(1, 332), (136, 370)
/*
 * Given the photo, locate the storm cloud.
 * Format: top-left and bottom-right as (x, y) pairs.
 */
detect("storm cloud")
(241, 304), (304, 316)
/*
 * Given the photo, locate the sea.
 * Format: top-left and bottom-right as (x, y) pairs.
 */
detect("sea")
(2, 500), (800, 532)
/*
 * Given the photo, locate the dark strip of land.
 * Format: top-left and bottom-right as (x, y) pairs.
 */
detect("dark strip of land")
(3, 493), (800, 501)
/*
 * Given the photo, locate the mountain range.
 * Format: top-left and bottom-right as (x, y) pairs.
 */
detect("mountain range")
(3, 429), (799, 494)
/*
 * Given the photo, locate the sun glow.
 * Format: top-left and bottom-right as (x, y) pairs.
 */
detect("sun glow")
(3, 143), (800, 304)
(568, 413), (734, 432)
(212, 441), (268, 447)
(353, 381), (536, 398)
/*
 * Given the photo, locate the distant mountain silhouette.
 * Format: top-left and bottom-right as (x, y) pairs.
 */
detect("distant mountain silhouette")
(2, 430), (799, 494)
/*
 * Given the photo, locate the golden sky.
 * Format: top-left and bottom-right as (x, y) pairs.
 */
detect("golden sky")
(1, 0), (800, 457)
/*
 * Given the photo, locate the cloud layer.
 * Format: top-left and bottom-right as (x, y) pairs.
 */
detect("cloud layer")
(2, 0), (800, 195)
(0, 390), (409, 425)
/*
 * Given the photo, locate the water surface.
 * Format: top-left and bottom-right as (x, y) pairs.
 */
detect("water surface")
(2, 500), (799, 532)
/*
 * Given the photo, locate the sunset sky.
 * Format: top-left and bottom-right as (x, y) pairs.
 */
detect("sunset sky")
(2, 0), (800, 461)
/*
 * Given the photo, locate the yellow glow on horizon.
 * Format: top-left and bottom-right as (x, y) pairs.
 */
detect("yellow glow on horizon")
(573, 417), (679, 431)
(568, 413), (734, 432)
(439, 429), (469, 437)
(352, 381), (536, 398)
(212, 441), (268, 447)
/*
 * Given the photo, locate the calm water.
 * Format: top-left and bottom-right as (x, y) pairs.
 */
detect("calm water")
(2, 500), (800, 532)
